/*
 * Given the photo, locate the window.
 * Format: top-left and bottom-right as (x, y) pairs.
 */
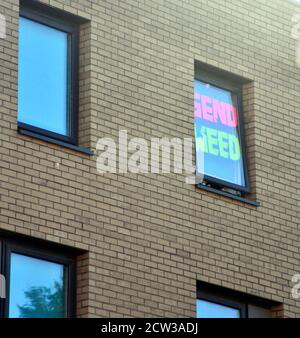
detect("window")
(0, 234), (76, 318)
(197, 282), (280, 318)
(197, 299), (241, 318)
(9, 254), (65, 318)
(194, 68), (249, 193)
(18, 2), (79, 145)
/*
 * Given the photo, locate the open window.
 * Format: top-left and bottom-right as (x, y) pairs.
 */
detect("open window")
(194, 63), (252, 199)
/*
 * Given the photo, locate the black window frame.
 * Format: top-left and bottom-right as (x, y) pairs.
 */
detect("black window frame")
(0, 234), (76, 318)
(194, 66), (250, 194)
(18, 1), (80, 146)
(197, 281), (280, 319)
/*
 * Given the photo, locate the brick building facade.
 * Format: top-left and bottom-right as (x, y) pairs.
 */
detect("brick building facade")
(0, 0), (299, 317)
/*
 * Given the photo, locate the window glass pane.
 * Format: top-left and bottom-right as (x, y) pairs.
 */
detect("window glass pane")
(9, 253), (66, 318)
(197, 299), (240, 318)
(18, 17), (69, 135)
(194, 80), (246, 187)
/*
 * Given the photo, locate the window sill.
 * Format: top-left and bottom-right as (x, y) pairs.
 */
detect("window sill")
(197, 184), (260, 207)
(18, 127), (94, 156)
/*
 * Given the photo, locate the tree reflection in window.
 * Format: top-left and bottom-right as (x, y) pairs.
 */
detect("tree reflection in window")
(9, 253), (66, 318)
(18, 280), (64, 318)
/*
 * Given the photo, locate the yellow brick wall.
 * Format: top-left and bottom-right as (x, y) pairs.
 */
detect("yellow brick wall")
(0, 0), (299, 317)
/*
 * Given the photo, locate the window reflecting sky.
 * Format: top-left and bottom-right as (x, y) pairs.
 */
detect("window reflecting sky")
(196, 299), (240, 318)
(18, 17), (68, 135)
(9, 253), (65, 318)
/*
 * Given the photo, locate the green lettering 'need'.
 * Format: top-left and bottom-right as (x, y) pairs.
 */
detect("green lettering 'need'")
(228, 134), (241, 161)
(195, 126), (241, 161)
